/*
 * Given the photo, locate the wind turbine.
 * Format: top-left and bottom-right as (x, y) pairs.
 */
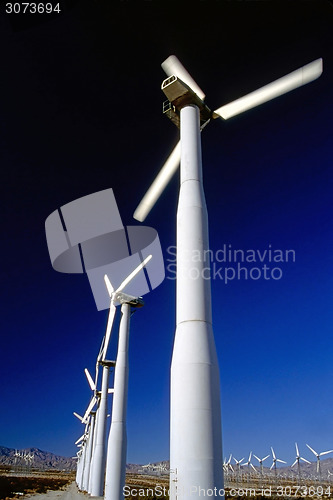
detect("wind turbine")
(233, 457), (244, 471)
(291, 443), (310, 483)
(82, 412), (96, 493)
(104, 255), (152, 500)
(74, 405), (97, 492)
(225, 454), (234, 474)
(74, 319), (116, 495)
(306, 444), (333, 480)
(242, 452), (257, 473)
(142, 463), (153, 472)
(85, 362), (114, 497)
(75, 416), (91, 491)
(253, 454), (270, 476)
(270, 447), (286, 477)
(79, 253), (142, 498)
(133, 54), (323, 500)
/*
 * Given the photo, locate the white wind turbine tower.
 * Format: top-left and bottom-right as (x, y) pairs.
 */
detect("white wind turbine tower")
(306, 444), (333, 480)
(74, 402), (100, 493)
(222, 456), (233, 475)
(73, 411), (85, 488)
(270, 447), (286, 477)
(84, 362), (114, 497)
(133, 54), (323, 500)
(291, 443), (310, 482)
(81, 337), (114, 495)
(74, 412), (92, 491)
(226, 455), (234, 474)
(81, 411), (97, 493)
(104, 255), (152, 500)
(233, 456), (244, 482)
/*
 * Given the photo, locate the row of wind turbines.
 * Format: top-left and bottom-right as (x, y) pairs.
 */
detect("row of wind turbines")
(73, 256), (153, 499)
(224, 444), (333, 481)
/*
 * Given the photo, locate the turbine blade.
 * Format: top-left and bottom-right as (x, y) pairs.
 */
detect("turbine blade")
(133, 142), (181, 222)
(116, 254), (152, 293)
(102, 302), (116, 361)
(291, 460), (297, 467)
(95, 330), (107, 388)
(263, 455), (270, 461)
(84, 368), (96, 391)
(214, 58), (323, 120)
(295, 442), (300, 457)
(300, 457), (311, 464)
(248, 451), (252, 461)
(306, 444), (318, 456)
(270, 463), (274, 470)
(277, 459), (287, 464)
(271, 447), (276, 460)
(75, 435), (85, 445)
(161, 55), (205, 100)
(82, 397), (96, 424)
(320, 450), (333, 456)
(250, 464), (256, 471)
(104, 274), (114, 298)
(108, 388), (114, 394)
(73, 412), (84, 422)
(253, 455), (260, 462)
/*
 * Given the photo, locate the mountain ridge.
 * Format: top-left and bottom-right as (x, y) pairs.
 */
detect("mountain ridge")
(0, 446), (76, 471)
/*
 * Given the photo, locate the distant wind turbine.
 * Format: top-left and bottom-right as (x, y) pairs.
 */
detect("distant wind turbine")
(233, 457), (244, 472)
(270, 447), (286, 477)
(306, 444), (333, 480)
(242, 451), (257, 472)
(226, 454), (234, 473)
(234, 457), (244, 470)
(142, 463), (153, 472)
(253, 454), (270, 476)
(291, 443), (310, 482)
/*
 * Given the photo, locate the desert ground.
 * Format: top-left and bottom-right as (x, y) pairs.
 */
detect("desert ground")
(1, 469), (333, 500)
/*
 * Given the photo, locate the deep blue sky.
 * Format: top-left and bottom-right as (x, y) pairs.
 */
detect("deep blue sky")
(0, 0), (332, 468)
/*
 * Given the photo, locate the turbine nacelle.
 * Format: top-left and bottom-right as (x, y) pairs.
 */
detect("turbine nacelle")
(161, 75), (212, 129)
(113, 292), (144, 307)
